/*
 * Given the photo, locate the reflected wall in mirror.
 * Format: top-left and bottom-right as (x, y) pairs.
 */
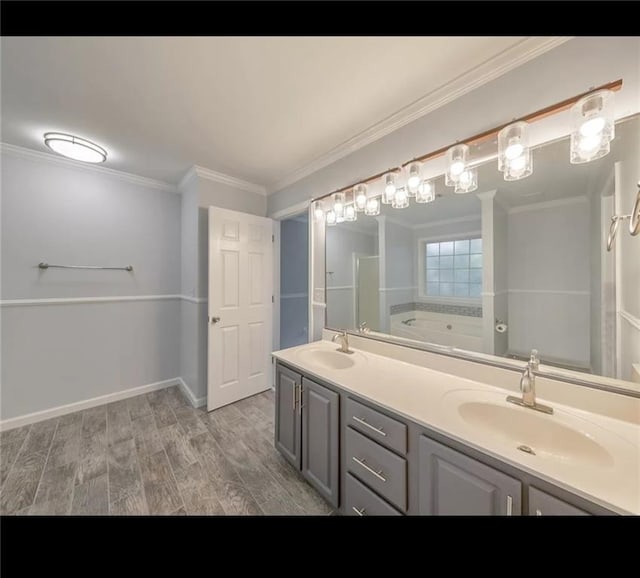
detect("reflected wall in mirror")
(325, 114), (640, 384)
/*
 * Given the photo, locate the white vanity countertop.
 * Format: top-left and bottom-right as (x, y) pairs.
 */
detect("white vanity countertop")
(272, 340), (640, 515)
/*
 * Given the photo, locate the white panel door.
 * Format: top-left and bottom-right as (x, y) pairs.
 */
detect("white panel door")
(208, 207), (273, 411)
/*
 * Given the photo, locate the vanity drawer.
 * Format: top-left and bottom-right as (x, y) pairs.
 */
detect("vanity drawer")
(346, 397), (407, 455)
(345, 473), (402, 516)
(346, 426), (407, 511)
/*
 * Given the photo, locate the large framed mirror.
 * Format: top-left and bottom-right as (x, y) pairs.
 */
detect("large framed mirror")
(321, 111), (640, 394)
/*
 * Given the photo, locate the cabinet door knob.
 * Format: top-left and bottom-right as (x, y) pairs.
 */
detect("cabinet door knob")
(210, 316), (221, 324)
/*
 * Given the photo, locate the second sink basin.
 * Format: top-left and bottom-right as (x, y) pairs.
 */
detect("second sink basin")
(441, 389), (635, 473)
(296, 347), (360, 370)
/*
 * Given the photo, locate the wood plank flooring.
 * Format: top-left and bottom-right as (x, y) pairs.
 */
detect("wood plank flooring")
(0, 387), (333, 516)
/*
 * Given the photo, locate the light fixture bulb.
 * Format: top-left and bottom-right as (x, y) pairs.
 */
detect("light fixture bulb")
(364, 197), (381, 216)
(344, 204), (357, 222)
(454, 168), (478, 193)
(392, 187), (409, 209)
(44, 132), (107, 163)
(570, 89), (614, 164)
(354, 184), (368, 211)
(332, 192), (345, 217)
(505, 141), (524, 160)
(406, 162), (422, 192)
(579, 116), (605, 137)
(509, 155), (526, 171)
(415, 180), (435, 203)
(579, 134), (602, 152)
(314, 201), (324, 221)
(382, 172), (397, 204)
(326, 210), (337, 226)
(445, 144), (469, 186)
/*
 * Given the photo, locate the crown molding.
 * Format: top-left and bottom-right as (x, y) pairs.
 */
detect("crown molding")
(179, 164), (266, 196)
(0, 142), (177, 193)
(508, 195), (588, 215)
(267, 37), (572, 195)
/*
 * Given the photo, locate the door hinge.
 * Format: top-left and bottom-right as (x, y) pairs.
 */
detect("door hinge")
(272, 234), (274, 243)
(272, 295), (274, 303)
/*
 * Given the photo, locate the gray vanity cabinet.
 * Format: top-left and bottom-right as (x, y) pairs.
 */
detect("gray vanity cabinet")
(275, 364), (302, 469)
(301, 377), (340, 507)
(419, 436), (522, 516)
(274, 364), (340, 507)
(528, 487), (589, 516)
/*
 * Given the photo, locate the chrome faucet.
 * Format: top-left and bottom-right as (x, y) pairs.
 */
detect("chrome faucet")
(332, 330), (354, 354)
(506, 349), (553, 415)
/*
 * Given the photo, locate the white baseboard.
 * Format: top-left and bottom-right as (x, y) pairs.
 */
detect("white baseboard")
(0, 377), (182, 432)
(177, 378), (207, 409)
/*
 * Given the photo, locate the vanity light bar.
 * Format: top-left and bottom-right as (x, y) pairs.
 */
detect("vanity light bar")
(313, 79), (623, 205)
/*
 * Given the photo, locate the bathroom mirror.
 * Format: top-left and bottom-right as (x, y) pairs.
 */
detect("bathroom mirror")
(324, 114), (640, 388)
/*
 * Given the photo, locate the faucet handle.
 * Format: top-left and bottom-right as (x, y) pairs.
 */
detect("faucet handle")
(529, 349), (539, 369)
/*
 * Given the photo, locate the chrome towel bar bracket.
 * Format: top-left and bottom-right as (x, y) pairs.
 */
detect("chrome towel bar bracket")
(606, 182), (640, 252)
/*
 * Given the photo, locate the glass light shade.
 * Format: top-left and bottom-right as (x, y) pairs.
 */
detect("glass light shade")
(445, 144), (469, 186)
(392, 187), (409, 209)
(454, 168), (478, 193)
(498, 121), (531, 172)
(44, 133), (107, 163)
(314, 201), (324, 221)
(406, 162), (422, 194)
(336, 215), (345, 223)
(503, 149), (533, 181)
(415, 180), (435, 203)
(326, 210), (337, 226)
(344, 204), (357, 222)
(364, 196), (381, 216)
(332, 192), (345, 217)
(570, 89), (614, 164)
(382, 172), (397, 204)
(354, 183), (368, 211)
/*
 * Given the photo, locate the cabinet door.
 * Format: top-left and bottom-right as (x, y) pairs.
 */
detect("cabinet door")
(301, 377), (339, 507)
(529, 487), (589, 516)
(275, 364), (301, 469)
(419, 436), (521, 516)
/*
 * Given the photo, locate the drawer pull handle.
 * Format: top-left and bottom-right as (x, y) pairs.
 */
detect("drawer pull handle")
(506, 495), (513, 516)
(352, 506), (366, 516)
(353, 416), (386, 437)
(298, 387), (305, 415)
(352, 456), (386, 483)
(292, 384), (298, 412)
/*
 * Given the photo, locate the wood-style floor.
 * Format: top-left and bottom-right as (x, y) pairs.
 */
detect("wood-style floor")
(0, 387), (333, 515)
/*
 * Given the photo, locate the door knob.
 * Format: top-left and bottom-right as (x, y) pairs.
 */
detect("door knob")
(210, 316), (221, 324)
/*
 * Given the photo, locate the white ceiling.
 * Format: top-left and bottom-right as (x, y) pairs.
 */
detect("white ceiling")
(1, 36), (563, 191)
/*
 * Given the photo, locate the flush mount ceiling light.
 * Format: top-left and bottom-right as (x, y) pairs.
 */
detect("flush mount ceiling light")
(498, 121), (533, 181)
(43, 132), (107, 163)
(570, 89), (615, 164)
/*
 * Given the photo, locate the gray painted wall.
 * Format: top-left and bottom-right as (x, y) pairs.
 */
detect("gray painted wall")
(267, 38), (640, 217)
(1, 150), (181, 420)
(507, 199), (591, 367)
(280, 218), (309, 349)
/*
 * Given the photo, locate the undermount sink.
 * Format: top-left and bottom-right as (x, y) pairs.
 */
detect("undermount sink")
(441, 389), (635, 471)
(296, 347), (359, 370)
